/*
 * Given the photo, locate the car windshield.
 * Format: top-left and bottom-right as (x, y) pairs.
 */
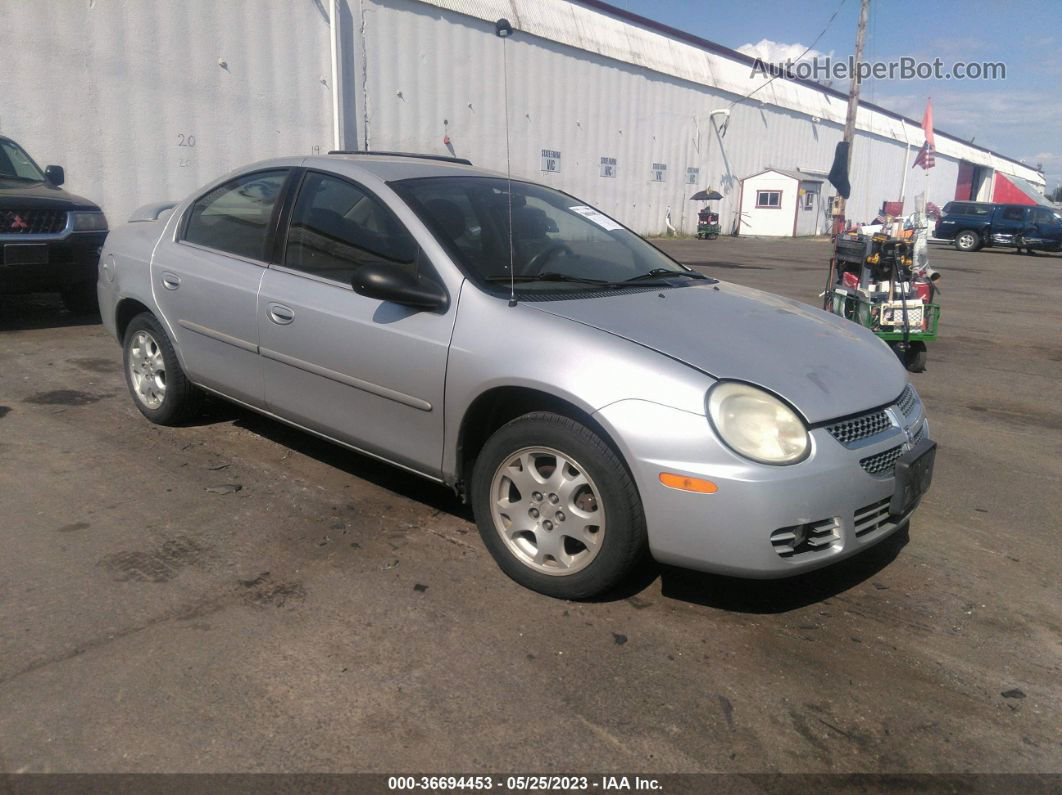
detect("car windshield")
(0, 139), (46, 182)
(391, 176), (696, 292)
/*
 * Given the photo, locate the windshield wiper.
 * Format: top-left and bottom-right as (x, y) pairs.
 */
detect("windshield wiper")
(0, 174), (44, 183)
(485, 272), (617, 286)
(625, 268), (707, 282)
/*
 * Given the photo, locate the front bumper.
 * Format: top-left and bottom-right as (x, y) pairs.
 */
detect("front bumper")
(0, 231), (106, 293)
(594, 396), (929, 578)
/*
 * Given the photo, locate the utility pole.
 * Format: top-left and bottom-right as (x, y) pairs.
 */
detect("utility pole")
(833, 0), (869, 234)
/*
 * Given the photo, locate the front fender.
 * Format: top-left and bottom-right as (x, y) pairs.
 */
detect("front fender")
(441, 285), (713, 479)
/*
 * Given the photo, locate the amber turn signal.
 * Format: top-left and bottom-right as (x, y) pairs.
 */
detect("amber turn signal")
(659, 473), (718, 494)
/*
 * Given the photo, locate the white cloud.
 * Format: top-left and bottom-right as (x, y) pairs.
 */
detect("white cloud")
(737, 39), (827, 65)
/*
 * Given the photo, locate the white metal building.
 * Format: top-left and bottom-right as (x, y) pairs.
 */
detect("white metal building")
(0, 0), (1045, 236)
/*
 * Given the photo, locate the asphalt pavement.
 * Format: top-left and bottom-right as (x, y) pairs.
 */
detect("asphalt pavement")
(0, 237), (1058, 774)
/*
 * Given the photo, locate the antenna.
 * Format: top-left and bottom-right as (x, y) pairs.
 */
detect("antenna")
(495, 18), (516, 307)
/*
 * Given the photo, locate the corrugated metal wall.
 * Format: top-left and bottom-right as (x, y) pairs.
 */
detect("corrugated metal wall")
(359, 0), (959, 234)
(0, 0), (332, 224)
(0, 0), (1000, 234)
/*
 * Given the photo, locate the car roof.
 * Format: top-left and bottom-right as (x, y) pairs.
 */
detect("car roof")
(303, 152), (506, 182)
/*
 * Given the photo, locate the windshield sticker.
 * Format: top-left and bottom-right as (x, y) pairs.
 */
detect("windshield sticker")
(569, 205), (623, 231)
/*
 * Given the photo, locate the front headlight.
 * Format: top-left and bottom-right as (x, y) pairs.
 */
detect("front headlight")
(707, 381), (809, 465)
(71, 211), (108, 232)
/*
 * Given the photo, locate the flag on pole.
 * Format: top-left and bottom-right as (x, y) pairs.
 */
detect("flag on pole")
(912, 98), (935, 170)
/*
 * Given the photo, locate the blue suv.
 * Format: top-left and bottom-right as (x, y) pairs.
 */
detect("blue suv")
(935, 201), (1062, 253)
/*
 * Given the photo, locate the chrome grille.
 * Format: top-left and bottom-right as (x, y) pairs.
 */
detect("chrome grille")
(860, 445), (904, 476)
(826, 410), (891, 445)
(825, 384), (921, 447)
(770, 517), (840, 558)
(910, 422), (926, 446)
(896, 384), (917, 418)
(0, 208), (67, 235)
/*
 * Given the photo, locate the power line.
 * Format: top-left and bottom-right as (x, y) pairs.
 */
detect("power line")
(726, 0), (849, 112)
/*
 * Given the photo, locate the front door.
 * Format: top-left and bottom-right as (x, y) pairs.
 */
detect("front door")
(152, 169), (290, 405)
(1026, 207), (1062, 250)
(257, 170), (455, 477)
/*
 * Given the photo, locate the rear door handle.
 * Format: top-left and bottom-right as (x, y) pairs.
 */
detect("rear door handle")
(161, 272), (181, 290)
(268, 303), (295, 325)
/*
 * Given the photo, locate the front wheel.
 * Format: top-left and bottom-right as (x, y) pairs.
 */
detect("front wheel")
(122, 312), (203, 425)
(471, 412), (648, 599)
(953, 230), (980, 252)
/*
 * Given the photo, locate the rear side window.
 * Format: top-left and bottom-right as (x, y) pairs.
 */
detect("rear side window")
(283, 172), (419, 285)
(183, 170), (288, 261)
(946, 202), (991, 216)
(1001, 207), (1026, 221)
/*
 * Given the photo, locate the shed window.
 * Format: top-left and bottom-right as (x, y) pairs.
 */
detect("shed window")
(756, 190), (782, 208)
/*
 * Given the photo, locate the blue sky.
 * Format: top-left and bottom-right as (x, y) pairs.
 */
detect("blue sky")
(613, 0), (1062, 192)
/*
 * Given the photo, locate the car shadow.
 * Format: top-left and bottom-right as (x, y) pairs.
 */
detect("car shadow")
(0, 293), (101, 331)
(656, 526), (910, 612)
(192, 397), (472, 520)
(589, 524), (910, 612)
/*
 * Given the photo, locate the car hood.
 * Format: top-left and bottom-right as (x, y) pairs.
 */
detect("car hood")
(527, 280), (908, 423)
(0, 178), (99, 210)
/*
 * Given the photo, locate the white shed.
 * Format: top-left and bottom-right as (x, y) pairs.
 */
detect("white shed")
(738, 169), (826, 237)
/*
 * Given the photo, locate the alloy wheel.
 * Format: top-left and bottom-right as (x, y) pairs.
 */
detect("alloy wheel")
(489, 446), (606, 576)
(128, 330), (167, 410)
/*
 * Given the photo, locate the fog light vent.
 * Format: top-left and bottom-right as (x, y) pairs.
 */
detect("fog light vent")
(770, 517), (840, 558)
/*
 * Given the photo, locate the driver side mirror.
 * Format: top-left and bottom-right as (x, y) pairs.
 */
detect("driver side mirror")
(351, 261), (448, 310)
(44, 165), (65, 186)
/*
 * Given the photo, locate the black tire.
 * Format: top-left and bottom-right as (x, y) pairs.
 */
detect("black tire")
(471, 411), (648, 599)
(61, 282), (99, 314)
(904, 342), (927, 373)
(953, 230), (980, 252)
(122, 312), (203, 425)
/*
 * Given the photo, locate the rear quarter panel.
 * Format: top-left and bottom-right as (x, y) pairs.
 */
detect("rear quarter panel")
(97, 215), (172, 342)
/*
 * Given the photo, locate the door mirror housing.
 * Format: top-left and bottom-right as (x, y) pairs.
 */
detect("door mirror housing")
(351, 262), (448, 310)
(44, 165), (65, 186)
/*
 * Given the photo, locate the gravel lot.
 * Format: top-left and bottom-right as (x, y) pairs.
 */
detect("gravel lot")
(0, 237), (1059, 774)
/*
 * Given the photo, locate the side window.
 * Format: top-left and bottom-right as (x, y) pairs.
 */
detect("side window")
(284, 172), (419, 285)
(1001, 207), (1025, 221)
(1033, 208), (1053, 225)
(183, 170), (288, 261)
(756, 190), (782, 208)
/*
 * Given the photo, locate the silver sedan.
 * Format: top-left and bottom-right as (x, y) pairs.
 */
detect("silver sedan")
(98, 153), (934, 598)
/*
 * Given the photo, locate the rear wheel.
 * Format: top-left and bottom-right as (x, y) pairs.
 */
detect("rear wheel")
(471, 412), (647, 599)
(904, 341), (927, 373)
(953, 230), (980, 252)
(122, 312), (203, 425)
(61, 282), (99, 314)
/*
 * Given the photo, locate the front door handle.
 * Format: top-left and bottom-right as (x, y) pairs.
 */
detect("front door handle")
(268, 303), (295, 325)
(161, 272), (181, 290)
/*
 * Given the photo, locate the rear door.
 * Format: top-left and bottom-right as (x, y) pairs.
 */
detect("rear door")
(257, 170), (456, 477)
(153, 168), (291, 405)
(991, 206), (1029, 245)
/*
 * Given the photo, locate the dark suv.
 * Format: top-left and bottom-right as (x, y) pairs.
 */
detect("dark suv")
(935, 200), (1062, 253)
(0, 135), (107, 312)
